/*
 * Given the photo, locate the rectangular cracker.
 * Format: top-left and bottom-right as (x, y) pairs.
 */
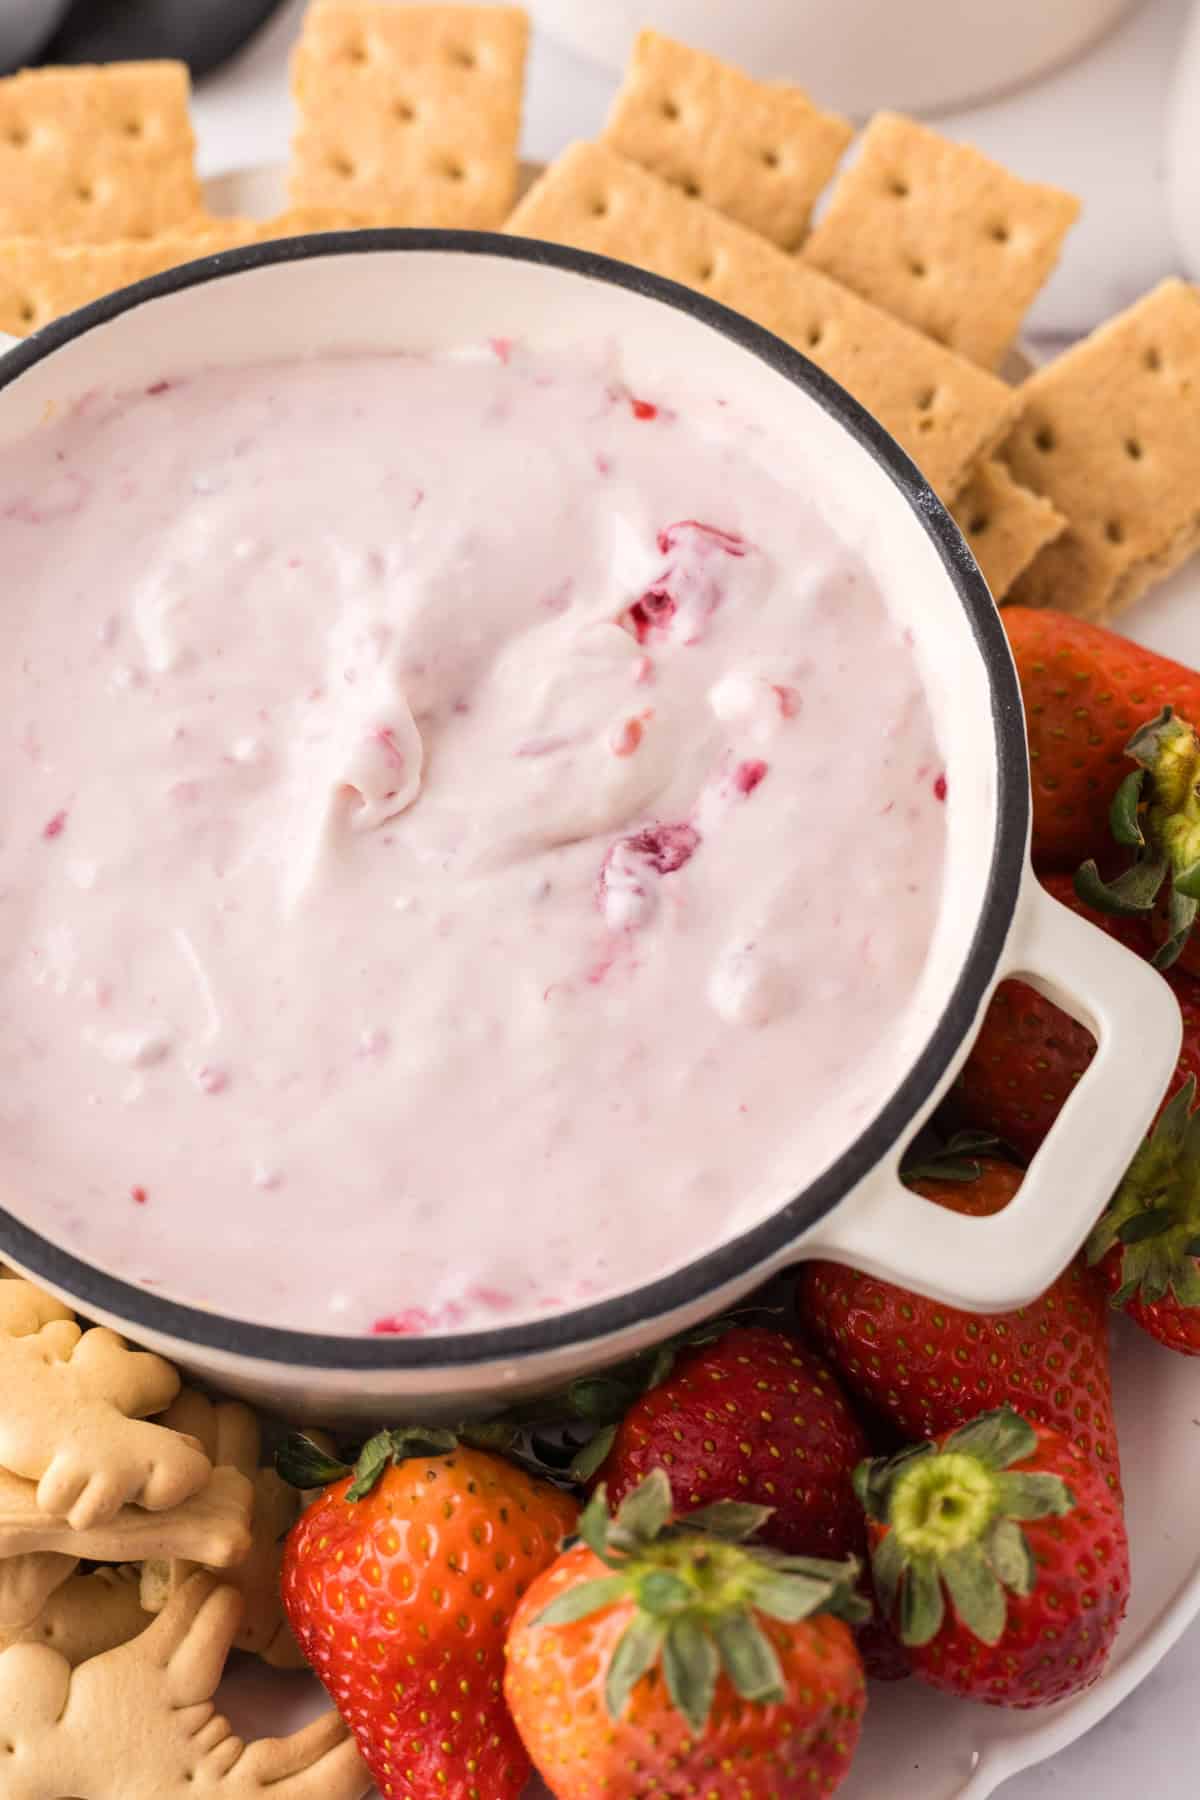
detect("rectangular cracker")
(603, 29), (852, 252)
(506, 142), (1019, 499)
(803, 113), (1079, 369)
(0, 224), (262, 335)
(289, 3), (529, 228)
(951, 460), (1066, 599)
(0, 62), (204, 244)
(0, 209), (422, 337)
(1004, 280), (1200, 618)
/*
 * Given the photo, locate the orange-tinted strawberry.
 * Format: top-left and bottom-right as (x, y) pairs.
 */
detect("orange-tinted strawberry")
(1003, 606), (1200, 870)
(279, 1431), (577, 1800)
(857, 1409), (1129, 1708)
(591, 1325), (867, 1563)
(798, 1148), (1122, 1496)
(505, 1472), (867, 1800)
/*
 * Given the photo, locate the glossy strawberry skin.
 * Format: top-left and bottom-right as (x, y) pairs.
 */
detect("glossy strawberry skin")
(281, 1448), (577, 1800)
(595, 1325), (868, 1561)
(951, 872), (1200, 1161)
(869, 1423), (1129, 1708)
(1099, 1253), (1200, 1354)
(798, 1160), (1122, 1498)
(505, 1541), (866, 1800)
(1004, 606), (1200, 871)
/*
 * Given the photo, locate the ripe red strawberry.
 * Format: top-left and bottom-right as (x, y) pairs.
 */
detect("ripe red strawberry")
(591, 1325), (868, 1562)
(1003, 606), (1200, 870)
(279, 1430), (577, 1800)
(798, 1147), (1122, 1496)
(857, 1408), (1129, 1708)
(1088, 1075), (1200, 1353)
(950, 871), (1167, 1160)
(505, 1472), (868, 1800)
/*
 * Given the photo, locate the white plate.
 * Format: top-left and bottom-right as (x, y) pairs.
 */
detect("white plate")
(197, 165), (1200, 1799)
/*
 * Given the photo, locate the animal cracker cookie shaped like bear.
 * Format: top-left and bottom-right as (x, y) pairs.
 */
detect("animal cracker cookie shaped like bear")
(0, 1571), (372, 1799)
(140, 1392), (305, 1667)
(0, 1276), (212, 1528)
(0, 1461), (255, 1566)
(0, 1564), (149, 1665)
(0, 1551), (78, 1631)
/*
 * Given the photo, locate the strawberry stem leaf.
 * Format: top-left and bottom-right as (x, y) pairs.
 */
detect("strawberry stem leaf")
(274, 1432), (351, 1491)
(680, 1500), (773, 1542)
(1088, 1075), (1200, 1312)
(613, 1468), (673, 1543)
(714, 1612), (785, 1705)
(534, 1573), (631, 1628)
(900, 1556), (944, 1647)
(607, 1613), (667, 1719)
(345, 1427), (458, 1502)
(568, 1426), (618, 1486)
(663, 1617), (718, 1734)
(1109, 768), (1146, 847)
(986, 1518), (1036, 1596)
(944, 1409), (1036, 1470)
(942, 1546), (1006, 1646)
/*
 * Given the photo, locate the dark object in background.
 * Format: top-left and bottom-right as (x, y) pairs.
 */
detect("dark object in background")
(0, 1), (73, 74)
(46, 0), (291, 77)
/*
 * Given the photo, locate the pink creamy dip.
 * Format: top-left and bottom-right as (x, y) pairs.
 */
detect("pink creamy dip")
(0, 346), (947, 1334)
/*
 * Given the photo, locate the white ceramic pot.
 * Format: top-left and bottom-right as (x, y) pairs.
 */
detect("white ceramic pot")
(0, 233), (1180, 1421)
(533, 0), (1141, 117)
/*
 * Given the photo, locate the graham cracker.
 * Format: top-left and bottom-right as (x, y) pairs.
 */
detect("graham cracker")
(0, 225), (259, 336)
(1005, 279), (1200, 618)
(604, 29), (852, 252)
(951, 459), (1066, 600)
(289, 3), (529, 228)
(0, 210), (422, 337)
(0, 62), (203, 244)
(803, 113), (1079, 369)
(506, 142), (1019, 498)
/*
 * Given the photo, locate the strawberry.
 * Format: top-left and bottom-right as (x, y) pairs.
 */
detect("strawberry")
(1074, 706), (1200, 974)
(505, 1471), (868, 1800)
(798, 1143), (1122, 1496)
(1004, 606), (1200, 870)
(590, 1325), (868, 1562)
(856, 1407), (1129, 1708)
(1088, 1075), (1200, 1353)
(278, 1429), (577, 1800)
(950, 871), (1165, 1160)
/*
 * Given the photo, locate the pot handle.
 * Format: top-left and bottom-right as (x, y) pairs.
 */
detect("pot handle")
(799, 876), (1183, 1313)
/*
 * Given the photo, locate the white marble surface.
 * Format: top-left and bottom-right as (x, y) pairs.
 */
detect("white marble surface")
(189, 2), (1200, 1792)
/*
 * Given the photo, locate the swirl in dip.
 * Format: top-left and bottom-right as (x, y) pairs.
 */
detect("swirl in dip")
(0, 345), (947, 1334)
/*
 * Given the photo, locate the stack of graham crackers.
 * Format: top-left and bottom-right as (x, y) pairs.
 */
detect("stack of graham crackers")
(0, 7), (1197, 622)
